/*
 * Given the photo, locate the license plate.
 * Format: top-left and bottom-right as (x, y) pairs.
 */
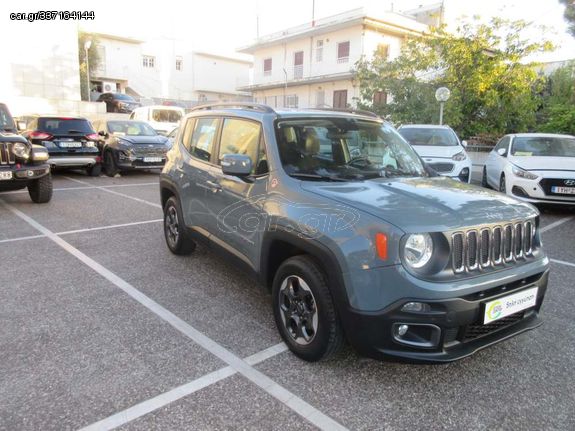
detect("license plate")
(551, 186), (575, 195)
(0, 171), (13, 180)
(59, 142), (82, 148)
(143, 157), (162, 163)
(483, 287), (538, 324)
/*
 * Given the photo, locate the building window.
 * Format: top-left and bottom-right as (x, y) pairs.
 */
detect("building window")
(293, 51), (303, 79)
(373, 90), (387, 106)
(315, 90), (325, 107)
(176, 57), (183, 71)
(337, 41), (350, 63)
(316, 40), (323, 62)
(285, 94), (298, 108)
(333, 90), (347, 109)
(263, 58), (272, 76)
(142, 55), (155, 68)
(376, 44), (389, 59)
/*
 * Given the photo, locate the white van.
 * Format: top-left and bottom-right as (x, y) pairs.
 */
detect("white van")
(129, 105), (184, 136)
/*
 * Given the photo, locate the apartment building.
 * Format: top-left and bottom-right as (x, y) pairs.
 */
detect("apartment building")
(237, 7), (430, 109)
(91, 33), (252, 104)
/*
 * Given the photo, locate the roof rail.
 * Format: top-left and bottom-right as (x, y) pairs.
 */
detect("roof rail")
(189, 102), (276, 114)
(306, 107), (381, 118)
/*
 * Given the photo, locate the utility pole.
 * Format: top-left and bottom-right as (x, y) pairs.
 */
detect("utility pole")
(312, 0), (315, 26)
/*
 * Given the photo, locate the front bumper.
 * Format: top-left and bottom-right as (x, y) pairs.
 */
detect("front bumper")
(117, 156), (166, 170)
(341, 265), (549, 363)
(425, 157), (472, 183)
(507, 175), (575, 205)
(0, 163), (50, 185)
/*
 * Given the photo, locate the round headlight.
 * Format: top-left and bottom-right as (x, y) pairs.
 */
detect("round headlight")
(404, 233), (433, 269)
(12, 142), (30, 159)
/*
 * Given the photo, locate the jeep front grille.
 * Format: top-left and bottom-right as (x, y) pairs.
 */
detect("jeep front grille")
(0, 143), (15, 165)
(451, 220), (535, 274)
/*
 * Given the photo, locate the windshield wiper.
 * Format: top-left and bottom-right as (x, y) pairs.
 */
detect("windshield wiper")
(381, 166), (415, 178)
(288, 173), (351, 182)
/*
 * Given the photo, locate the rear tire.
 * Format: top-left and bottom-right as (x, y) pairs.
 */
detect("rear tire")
(272, 255), (344, 362)
(28, 174), (53, 203)
(163, 196), (196, 255)
(104, 151), (120, 177)
(87, 164), (102, 177)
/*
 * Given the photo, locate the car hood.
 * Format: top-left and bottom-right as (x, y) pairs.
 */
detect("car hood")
(510, 156), (575, 172)
(117, 135), (168, 146)
(301, 176), (537, 233)
(411, 145), (463, 159)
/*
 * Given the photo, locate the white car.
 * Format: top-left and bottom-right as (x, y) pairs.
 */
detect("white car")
(129, 105), (184, 136)
(397, 124), (472, 183)
(482, 133), (575, 205)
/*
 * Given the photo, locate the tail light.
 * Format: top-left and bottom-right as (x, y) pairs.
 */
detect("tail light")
(85, 133), (100, 141)
(29, 131), (53, 140)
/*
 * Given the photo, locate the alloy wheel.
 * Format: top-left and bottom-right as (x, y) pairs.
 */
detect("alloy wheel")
(278, 275), (319, 345)
(165, 205), (179, 247)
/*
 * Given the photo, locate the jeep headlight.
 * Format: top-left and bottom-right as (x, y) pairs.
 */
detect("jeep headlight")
(403, 233), (433, 269)
(12, 142), (30, 159)
(512, 166), (538, 180)
(452, 151), (467, 161)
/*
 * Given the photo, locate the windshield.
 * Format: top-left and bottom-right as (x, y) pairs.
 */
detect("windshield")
(107, 121), (158, 137)
(511, 136), (575, 157)
(38, 118), (94, 134)
(114, 93), (135, 101)
(276, 118), (427, 181)
(398, 127), (459, 147)
(0, 104), (16, 131)
(152, 109), (182, 123)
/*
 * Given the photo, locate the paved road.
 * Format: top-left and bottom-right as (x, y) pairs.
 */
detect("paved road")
(0, 172), (573, 430)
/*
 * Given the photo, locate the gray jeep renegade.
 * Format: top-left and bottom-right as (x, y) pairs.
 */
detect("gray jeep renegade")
(160, 103), (549, 363)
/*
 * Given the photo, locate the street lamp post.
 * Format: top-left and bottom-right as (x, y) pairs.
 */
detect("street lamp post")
(435, 86), (450, 125)
(84, 40), (92, 101)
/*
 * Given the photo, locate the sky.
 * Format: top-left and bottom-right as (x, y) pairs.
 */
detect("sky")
(3, 0), (574, 62)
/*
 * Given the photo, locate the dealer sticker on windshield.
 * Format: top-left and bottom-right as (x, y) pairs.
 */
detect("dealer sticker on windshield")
(483, 287), (538, 324)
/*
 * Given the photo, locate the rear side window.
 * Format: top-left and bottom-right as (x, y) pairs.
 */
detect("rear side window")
(189, 118), (218, 162)
(218, 119), (262, 173)
(38, 118), (94, 134)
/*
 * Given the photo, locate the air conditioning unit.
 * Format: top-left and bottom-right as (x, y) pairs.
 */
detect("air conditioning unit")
(102, 81), (116, 93)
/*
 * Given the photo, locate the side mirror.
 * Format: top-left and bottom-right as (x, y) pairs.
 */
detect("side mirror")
(461, 140), (468, 148)
(98, 130), (108, 138)
(221, 154), (252, 177)
(497, 148), (507, 157)
(17, 121), (27, 131)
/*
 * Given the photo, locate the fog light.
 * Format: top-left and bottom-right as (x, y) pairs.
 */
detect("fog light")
(401, 302), (430, 313)
(397, 324), (409, 336)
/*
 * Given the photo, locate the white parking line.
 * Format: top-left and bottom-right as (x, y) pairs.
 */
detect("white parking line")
(0, 219), (163, 245)
(1, 199), (347, 431)
(540, 216), (574, 233)
(550, 258), (575, 269)
(1, 182), (158, 195)
(64, 176), (162, 209)
(80, 343), (288, 431)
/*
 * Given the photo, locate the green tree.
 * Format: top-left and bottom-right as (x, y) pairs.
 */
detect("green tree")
(559, 0), (575, 37)
(355, 18), (554, 138)
(78, 32), (101, 101)
(539, 63), (575, 134)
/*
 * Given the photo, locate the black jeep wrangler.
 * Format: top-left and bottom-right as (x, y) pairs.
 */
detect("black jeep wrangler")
(0, 103), (52, 203)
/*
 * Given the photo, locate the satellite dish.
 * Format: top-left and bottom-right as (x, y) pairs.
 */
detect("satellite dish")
(435, 87), (451, 102)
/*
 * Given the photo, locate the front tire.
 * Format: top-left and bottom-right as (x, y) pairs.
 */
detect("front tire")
(499, 174), (506, 194)
(272, 255), (344, 362)
(163, 196), (196, 255)
(28, 174), (53, 203)
(481, 167), (489, 188)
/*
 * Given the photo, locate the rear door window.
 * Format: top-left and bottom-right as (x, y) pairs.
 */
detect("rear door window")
(189, 118), (219, 162)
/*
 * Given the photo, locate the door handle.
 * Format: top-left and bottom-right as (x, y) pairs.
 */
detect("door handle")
(206, 180), (222, 193)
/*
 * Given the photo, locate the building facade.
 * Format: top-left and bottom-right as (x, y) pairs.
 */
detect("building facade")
(92, 34), (252, 105)
(237, 8), (430, 109)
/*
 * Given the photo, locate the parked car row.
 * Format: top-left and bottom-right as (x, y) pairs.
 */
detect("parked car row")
(19, 115), (170, 177)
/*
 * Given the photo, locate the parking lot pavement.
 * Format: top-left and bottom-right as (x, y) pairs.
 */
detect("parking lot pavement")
(1, 171), (574, 430)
